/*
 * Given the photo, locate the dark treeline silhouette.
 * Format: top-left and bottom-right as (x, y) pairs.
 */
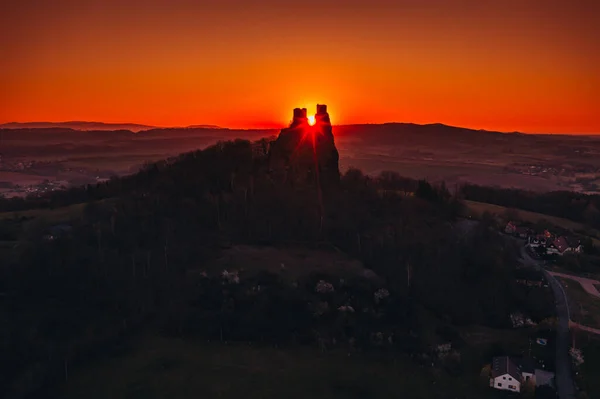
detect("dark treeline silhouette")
(1, 139), (540, 398)
(460, 184), (600, 229)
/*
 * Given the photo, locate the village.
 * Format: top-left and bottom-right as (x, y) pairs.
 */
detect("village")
(505, 221), (583, 257)
(482, 218), (600, 396)
(503, 162), (600, 194)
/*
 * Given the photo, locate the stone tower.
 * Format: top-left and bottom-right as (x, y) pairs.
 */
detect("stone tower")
(268, 104), (340, 186)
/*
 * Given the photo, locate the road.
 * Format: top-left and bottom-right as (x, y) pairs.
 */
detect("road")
(520, 247), (576, 399)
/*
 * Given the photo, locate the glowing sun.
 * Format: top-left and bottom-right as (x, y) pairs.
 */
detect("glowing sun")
(307, 115), (316, 126)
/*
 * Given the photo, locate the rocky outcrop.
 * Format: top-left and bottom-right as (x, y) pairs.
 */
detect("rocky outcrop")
(268, 104), (340, 187)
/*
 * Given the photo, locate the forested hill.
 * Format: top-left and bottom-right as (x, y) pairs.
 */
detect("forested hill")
(0, 138), (532, 398)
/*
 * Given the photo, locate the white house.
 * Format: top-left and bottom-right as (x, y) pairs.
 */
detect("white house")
(490, 356), (522, 393)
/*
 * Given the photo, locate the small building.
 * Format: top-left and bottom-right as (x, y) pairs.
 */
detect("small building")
(548, 236), (583, 256)
(489, 356), (555, 393)
(505, 222), (518, 235)
(490, 356), (522, 392)
(527, 235), (547, 248)
(518, 357), (536, 383)
(546, 241), (560, 255)
(554, 236), (571, 255)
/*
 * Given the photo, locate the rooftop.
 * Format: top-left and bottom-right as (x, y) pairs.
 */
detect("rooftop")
(492, 356), (521, 380)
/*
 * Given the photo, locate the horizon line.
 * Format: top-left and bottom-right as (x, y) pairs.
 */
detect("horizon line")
(1, 120), (599, 136)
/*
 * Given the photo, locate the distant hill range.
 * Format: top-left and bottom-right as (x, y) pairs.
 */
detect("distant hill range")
(0, 121), (230, 132)
(3, 122), (600, 149)
(1, 120), (597, 137)
(184, 124), (224, 130)
(0, 121), (160, 132)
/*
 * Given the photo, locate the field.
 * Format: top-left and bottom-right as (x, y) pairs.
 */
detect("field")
(556, 277), (600, 330)
(60, 335), (487, 399)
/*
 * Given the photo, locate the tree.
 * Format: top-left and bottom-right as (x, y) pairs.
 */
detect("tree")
(521, 379), (535, 398)
(479, 364), (492, 388)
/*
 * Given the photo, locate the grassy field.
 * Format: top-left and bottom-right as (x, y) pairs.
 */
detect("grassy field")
(463, 200), (600, 246)
(556, 277), (600, 329)
(60, 335), (488, 399)
(458, 324), (555, 370)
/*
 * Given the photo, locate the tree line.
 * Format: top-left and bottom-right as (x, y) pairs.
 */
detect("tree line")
(460, 184), (600, 229)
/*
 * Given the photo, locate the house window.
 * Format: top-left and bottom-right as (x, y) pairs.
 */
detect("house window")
(508, 377), (512, 381)
(497, 383), (502, 387)
(503, 377), (506, 380)
(526, 376), (530, 381)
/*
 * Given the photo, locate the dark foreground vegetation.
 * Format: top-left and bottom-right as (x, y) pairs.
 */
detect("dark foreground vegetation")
(1, 139), (557, 398)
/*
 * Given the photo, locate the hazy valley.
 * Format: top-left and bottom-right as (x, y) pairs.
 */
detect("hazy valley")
(2, 123), (600, 199)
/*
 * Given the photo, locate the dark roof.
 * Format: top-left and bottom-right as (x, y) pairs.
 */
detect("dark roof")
(553, 237), (569, 253)
(492, 356), (522, 380)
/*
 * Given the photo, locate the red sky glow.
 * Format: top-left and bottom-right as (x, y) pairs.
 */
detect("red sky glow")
(1, 0), (599, 133)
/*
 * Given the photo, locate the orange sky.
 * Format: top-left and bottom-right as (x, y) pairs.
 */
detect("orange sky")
(1, 0), (599, 133)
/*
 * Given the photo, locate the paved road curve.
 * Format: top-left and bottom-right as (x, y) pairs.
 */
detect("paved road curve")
(520, 247), (576, 399)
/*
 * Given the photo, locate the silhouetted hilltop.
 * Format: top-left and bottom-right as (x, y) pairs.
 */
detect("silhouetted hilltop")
(268, 105), (340, 186)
